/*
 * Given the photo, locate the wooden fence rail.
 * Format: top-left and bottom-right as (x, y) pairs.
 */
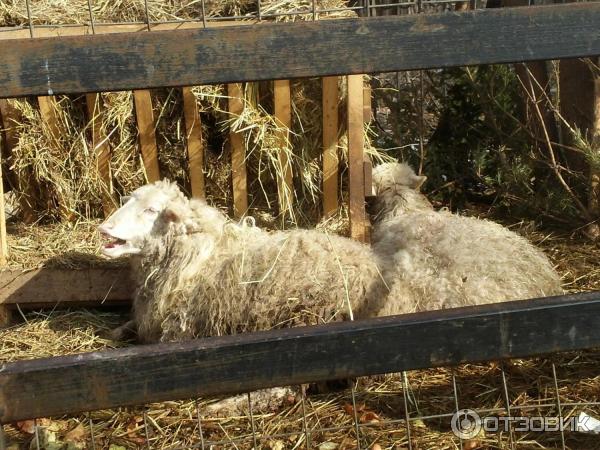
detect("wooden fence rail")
(0, 292), (599, 423)
(1, 3), (599, 98)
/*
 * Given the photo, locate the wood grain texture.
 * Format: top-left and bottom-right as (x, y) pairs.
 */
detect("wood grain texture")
(133, 90), (161, 182)
(322, 76), (339, 217)
(347, 75), (367, 243)
(0, 267), (131, 307)
(0, 20), (255, 41)
(363, 81), (372, 123)
(37, 96), (60, 141)
(228, 83), (248, 218)
(1, 3), (599, 98)
(85, 93), (115, 216)
(0, 151), (6, 266)
(1, 292), (600, 422)
(274, 80), (293, 217)
(182, 87), (205, 198)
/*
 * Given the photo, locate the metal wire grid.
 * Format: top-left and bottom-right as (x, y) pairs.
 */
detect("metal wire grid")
(3, 354), (599, 450)
(1, 1), (597, 449)
(1, 0), (487, 37)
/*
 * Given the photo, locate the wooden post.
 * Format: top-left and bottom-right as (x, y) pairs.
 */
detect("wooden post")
(228, 83), (248, 219)
(0, 100), (35, 223)
(322, 76), (339, 217)
(274, 80), (294, 219)
(85, 93), (115, 216)
(133, 90), (160, 183)
(182, 87), (205, 199)
(347, 75), (367, 243)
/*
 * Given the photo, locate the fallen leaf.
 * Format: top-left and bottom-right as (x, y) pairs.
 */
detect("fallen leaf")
(318, 443), (339, 450)
(343, 403), (366, 416)
(64, 423), (86, 442)
(108, 446), (127, 450)
(371, 444), (383, 450)
(128, 436), (147, 445)
(360, 411), (381, 424)
(463, 440), (481, 450)
(16, 420), (36, 434)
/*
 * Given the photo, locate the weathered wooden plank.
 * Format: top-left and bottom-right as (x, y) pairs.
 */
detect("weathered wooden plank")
(0, 267), (131, 307)
(182, 87), (205, 198)
(228, 83), (248, 219)
(322, 76), (339, 217)
(85, 93), (115, 216)
(1, 3), (599, 98)
(0, 20), (255, 41)
(274, 80), (294, 218)
(1, 292), (600, 422)
(133, 90), (161, 183)
(347, 75), (367, 243)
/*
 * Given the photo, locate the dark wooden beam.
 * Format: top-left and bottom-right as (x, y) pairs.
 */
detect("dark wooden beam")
(0, 3), (599, 98)
(0, 268), (131, 308)
(1, 292), (600, 422)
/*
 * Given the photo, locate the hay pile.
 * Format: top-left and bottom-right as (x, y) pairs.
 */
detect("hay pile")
(0, 0), (378, 241)
(1, 230), (599, 449)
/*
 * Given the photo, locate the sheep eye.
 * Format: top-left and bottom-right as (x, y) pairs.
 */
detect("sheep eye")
(144, 207), (158, 215)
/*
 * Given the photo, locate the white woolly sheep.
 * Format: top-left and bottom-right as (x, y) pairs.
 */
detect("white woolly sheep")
(99, 180), (389, 343)
(369, 162), (563, 316)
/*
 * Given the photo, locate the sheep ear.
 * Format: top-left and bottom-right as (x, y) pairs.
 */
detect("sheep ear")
(411, 175), (427, 190)
(162, 207), (182, 223)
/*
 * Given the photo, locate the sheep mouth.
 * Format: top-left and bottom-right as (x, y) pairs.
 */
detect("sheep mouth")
(99, 232), (139, 257)
(103, 238), (126, 249)
(100, 232), (127, 249)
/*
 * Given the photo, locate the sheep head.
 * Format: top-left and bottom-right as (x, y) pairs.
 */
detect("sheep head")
(372, 162), (427, 195)
(98, 180), (194, 258)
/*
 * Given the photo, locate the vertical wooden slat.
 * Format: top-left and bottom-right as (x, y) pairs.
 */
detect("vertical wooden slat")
(274, 80), (294, 218)
(182, 87), (205, 199)
(228, 83), (248, 219)
(0, 146), (7, 267)
(363, 77), (375, 199)
(37, 96), (60, 142)
(85, 93), (115, 216)
(363, 82), (373, 124)
(0, 140), (10, 325)
(322, 76), (339, 217)
(347, 75), (368, 243)
(133, 90), (160, 183)
(0, 100), (35, 223)
(38, 95), (75, 220)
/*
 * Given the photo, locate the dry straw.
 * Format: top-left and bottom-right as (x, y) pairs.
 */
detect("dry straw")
(1, 229), (599, 449)
(0, 0), (390, 268)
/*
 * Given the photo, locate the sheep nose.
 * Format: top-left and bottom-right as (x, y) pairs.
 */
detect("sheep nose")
(98, 223), (113, 234)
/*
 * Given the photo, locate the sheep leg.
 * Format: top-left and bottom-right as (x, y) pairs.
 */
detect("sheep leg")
(204, 387), (299, 417)
(104, 320), (138, 342)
